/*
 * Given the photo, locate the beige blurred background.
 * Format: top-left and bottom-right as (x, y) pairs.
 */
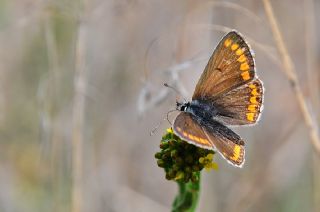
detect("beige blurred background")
(0, 0), (320, 211)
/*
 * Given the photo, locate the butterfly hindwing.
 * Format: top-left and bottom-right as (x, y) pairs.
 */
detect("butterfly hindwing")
(213, 78), (264, 125)
(173, 112), (213, 149)
(192, 31), (255, 100)
(173, 113), (246, 167)
(201, 120), (245, 167)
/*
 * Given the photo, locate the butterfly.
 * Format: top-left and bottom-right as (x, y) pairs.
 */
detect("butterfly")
(172, 30), (264, 167)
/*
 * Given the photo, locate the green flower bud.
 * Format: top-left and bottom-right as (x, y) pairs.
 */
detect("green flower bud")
(160, 142), (169, 149)
(155, 128), (217, 183)
(175, 171), (184, 181)
(157, 159), (165, 168)
(154, 152), (162, 159)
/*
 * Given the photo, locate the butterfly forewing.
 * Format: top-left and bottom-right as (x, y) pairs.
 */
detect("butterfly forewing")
(201, 121), (245, 167)
(173, 113), (214, 149)
(192, 31), (255, 100)
(213, 78), (264, 125)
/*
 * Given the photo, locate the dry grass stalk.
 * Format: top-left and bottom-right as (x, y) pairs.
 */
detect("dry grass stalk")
(72, 8), (88, 212)
(262, 0), (320, 155)
(304, 0), (320, 211)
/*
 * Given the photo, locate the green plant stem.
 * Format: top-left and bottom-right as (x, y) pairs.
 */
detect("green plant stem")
(172, 172), (201, 212)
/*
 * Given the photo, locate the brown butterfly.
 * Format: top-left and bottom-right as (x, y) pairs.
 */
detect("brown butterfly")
(172, 31), (264, 167)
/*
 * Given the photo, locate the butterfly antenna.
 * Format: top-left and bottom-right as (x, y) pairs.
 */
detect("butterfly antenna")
(163, 83), (187, 102)
(150, 109), (177, 136)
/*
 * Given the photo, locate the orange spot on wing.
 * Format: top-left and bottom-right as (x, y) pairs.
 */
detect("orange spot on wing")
(224, 39), (232, 47)
(246, 113), (255, 121)
(230, 145), (242, 161)
(249, 84), (256, 89)
(236, 48), (244, 56)
(237, 54), (247, 63)
(251, 88), (259, 96)
(250, 96), (257, 104)
(231, 44), (239, 51)
(240, 62), (250, 71)
(241, 71), (250, 80)
(183, 132), (188, 137)
(188, 134), (194, 140)
(194, 136), (200, 142)
(199, 138), (209, 145)
(248, 104), (256, 112)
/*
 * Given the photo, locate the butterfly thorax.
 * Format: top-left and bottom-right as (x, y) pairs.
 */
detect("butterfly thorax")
(177, 100), (218, 123)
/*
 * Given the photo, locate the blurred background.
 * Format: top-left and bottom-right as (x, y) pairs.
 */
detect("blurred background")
(1, 0), (320, 211)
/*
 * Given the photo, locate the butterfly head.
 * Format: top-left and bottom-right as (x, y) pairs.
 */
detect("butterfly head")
(176, 101), (190, 112)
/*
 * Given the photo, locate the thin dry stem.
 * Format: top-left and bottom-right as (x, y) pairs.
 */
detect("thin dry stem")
(304, 0), (320, 211)
(262, 0), (320, 155)
(44, 10), (61, 211)
(72, 7), (88, 212)
(304, 0), (319, 118)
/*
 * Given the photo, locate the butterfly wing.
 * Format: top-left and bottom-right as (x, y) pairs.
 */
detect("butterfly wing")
(192, 31), (255, 100)
(173, 112), (245, 167)
(213, 78), (264, 125)
(201, 120), (245, 167)
(173, 112), (214, 149)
